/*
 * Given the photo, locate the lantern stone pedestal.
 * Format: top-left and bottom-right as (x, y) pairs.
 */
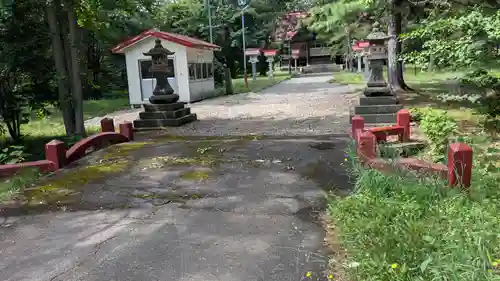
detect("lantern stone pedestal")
(133, 39), (197, 130)
(351, 22), (402, 124)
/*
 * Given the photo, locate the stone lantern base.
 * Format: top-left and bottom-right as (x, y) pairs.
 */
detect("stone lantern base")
(351, 96), (402, 124)
(363, 86), (392, 97)
(133, 103), (197, 130)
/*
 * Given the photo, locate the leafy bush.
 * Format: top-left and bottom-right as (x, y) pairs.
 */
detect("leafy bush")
(419, 109), (457, 162)
(0, 145), (29, 164)
(0, 168), (40, 202)
(328, 145), (500, 281)
(408, 107), (430, 122)
(457, 70), (500, 126)
(459, 69), (500, 90)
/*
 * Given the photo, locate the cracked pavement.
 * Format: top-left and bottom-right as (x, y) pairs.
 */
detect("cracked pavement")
(0, 137), (352, 281)
(0, 76), (353, 281)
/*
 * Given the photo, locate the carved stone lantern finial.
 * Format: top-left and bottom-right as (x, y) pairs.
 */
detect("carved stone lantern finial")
(366, 21), (389, 41)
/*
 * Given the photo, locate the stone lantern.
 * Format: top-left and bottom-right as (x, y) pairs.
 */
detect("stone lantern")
(351, 22), (402, 124)
(363, 22), (392, 96)
(133, 39), (197, 129)
(263, 49), (278, 79)
(143, 39), (178, 103)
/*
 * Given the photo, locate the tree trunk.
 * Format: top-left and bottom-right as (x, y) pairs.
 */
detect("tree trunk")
(387, 0), (401, 90)
(394, 3), (412, 91)
(46, 0), (75, 135)
(345, 30), (352, 71)
(66, 1), (85, 136)
(388, 0), (412, 91)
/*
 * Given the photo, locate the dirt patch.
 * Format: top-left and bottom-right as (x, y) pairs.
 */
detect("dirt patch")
(320, 213), (350, 281)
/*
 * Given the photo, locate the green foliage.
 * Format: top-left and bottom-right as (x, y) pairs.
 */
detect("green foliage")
(459, 69), (500, 90)
(0, 167), (40, 202)
(307, 0), (371, 55)
(419, 109), (457, 162)
(431, 70), (500, 132)
(329, 139), (500, 281)
(329, 159), (500, 281)
(402, 9), (500, 70)
(408, 107), (431, 122)
(0, 0), (56, 141)
(0, 145), (28, 164)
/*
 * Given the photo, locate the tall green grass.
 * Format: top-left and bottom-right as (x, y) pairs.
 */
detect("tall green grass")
(328, 142), (500, 281)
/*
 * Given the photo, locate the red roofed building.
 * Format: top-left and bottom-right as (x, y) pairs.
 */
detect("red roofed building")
(273, 12), (342, 70)
(112, 29), (221, 104)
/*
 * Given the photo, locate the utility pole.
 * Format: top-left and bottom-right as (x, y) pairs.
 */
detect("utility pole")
(238, 0), (249, 88)
(207, 0), (213, 43)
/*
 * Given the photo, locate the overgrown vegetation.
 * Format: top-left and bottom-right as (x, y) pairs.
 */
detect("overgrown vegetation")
(328, 136), (500, 281)
(419, 109), (457, 162)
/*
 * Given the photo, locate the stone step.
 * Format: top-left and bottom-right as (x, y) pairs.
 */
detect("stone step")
(133, 114), (197, 129)
(143, 102), (186, 112)
(350, 113), (397, 124)
(354, 104), (403, 115)
(139, 108), (191, 120)
(359, 96), (399, 106)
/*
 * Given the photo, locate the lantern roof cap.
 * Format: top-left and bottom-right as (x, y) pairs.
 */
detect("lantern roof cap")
(366, 22), (389, 41)
(143, 39), (175, 57)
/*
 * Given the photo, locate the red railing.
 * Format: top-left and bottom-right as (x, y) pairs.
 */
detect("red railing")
(0, 118), (134, 178)
(352, 110), (473, 188)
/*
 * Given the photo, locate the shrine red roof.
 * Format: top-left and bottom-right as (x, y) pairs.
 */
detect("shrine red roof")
(273, 11), (308, 41)
(111, 29), (221, 53)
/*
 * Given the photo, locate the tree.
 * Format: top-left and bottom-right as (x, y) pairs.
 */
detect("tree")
(307, 0), (371, 71)
(46, 0), (75, 135)
(0, 0), (56, 141)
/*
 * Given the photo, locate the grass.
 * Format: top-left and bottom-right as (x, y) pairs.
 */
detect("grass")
(327, 140), (500, 281)
(0, 97), (130, 203)
(20, 98), (129, 138)
(1, 98), (130, 160)
(232, 71), (291, 93)
(212, 70), (292, 96)
(328, 66), (500, 280)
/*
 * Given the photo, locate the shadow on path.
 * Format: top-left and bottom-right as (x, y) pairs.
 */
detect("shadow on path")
(0, 135), (352, 281)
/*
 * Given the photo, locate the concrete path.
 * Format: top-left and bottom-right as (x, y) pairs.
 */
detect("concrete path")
(1, 76), (354, 281)
(87, 76), (359, 136)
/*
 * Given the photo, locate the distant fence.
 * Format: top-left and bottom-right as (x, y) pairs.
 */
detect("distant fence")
(0, 118), (134, 178)
(352, 109), (473, 188)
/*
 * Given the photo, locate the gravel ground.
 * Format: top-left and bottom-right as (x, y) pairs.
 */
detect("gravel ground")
(85, 75), (360, 136)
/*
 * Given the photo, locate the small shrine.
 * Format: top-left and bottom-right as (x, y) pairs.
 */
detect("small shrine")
(111, 29), (220, 104)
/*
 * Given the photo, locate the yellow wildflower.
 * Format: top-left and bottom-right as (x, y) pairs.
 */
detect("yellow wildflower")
(344, 158), (348, 162)
(327, 274), (334, 279)
(305, 271), (312, 278)
(391, 263), (398, 269)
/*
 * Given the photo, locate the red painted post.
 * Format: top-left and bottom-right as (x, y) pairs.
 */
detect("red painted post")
(119, 122), (134, 141)
(397, 109), (411, 142)
(352, 115), (365, 140)
(447, 143), (473, 188)
(358, 131), (377, 159)
(100, 118), (115, 132)
(45, 140), (67, 170)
